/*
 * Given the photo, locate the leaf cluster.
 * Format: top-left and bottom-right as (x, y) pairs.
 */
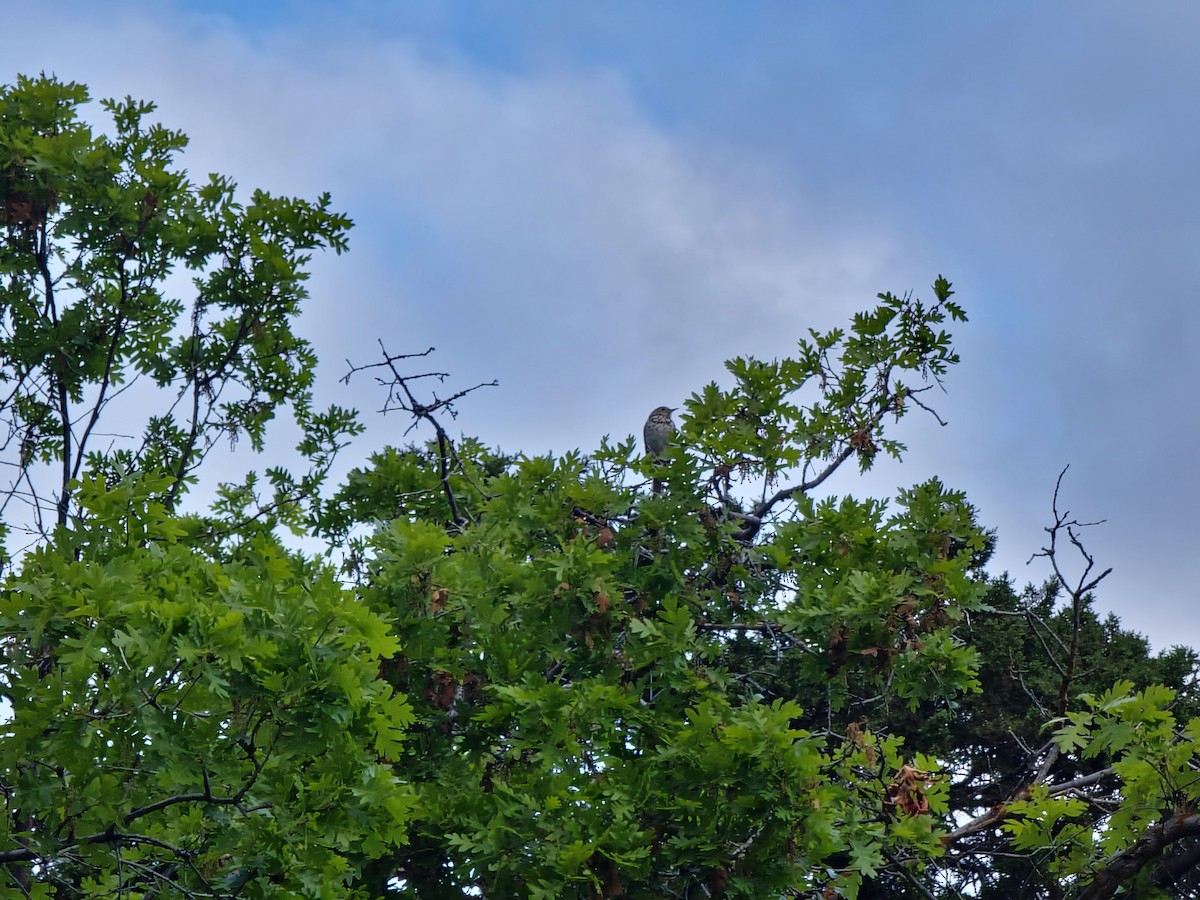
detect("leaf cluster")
(0, 73), (356, 540)
(0, 471), (415, 896)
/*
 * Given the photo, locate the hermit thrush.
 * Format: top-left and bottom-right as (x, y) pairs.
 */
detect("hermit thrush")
(643, 406), (676, 458)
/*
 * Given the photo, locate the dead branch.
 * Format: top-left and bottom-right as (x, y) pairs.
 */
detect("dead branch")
(342, 342), (496, 530)
(1027, 467), (1113, 717)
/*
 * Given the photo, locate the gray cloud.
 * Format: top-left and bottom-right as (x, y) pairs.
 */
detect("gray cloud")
(11, 1), (1199, 649)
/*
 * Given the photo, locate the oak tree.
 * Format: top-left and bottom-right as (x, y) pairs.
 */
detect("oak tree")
(3, 73), (1199, 900)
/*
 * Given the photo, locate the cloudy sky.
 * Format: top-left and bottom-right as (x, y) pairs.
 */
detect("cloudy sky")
(11, 2), (1199, 649)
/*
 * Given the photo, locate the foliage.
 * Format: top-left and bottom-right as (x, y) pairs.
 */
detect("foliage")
(3, 72), (1200, 900)
(328, 280), (989, 897)
(0, 74), (398, 897)
(0, 472), (415, 897)
(0, 73), (357, 546)
(848, 575), (1200, 899)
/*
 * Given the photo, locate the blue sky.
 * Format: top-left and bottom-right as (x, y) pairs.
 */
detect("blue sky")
(11, 2), (1200, 649)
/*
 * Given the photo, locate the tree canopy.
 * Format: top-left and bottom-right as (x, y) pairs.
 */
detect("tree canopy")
(1, 73), (1198, 899)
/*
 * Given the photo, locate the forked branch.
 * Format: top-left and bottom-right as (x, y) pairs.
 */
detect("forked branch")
(1028, 466), (1113, 717)
(342, 342), (496, 529)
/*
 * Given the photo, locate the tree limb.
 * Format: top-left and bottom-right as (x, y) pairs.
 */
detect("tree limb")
(1075, 813), (1200, 900)
(342, 343), (496, 530)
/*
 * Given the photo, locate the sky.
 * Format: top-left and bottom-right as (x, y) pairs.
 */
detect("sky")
(9, 2), (1200, 650)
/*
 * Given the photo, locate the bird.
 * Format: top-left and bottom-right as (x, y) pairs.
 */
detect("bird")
(643, 406), (676, 459)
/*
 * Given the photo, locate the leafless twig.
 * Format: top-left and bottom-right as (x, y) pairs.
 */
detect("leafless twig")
(343, 343), (496, 529)
(1028, 467), (1113, 717)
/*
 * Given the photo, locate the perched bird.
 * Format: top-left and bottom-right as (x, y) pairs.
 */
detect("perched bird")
(643, 406), (676, 458)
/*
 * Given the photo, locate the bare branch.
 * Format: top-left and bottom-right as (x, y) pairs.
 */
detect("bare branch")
(1027, 468), (1114, 717)
(881, 846), (939, 900)
(343, 342), (496, 530)
(904, 387), (949, 426)
(0, 827), (193, 865)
